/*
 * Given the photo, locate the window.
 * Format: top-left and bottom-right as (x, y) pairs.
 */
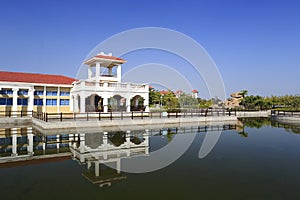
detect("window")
(0, 98), (6, 105)
(34, 91), (44, 95)
(18, 89), (28, 95)
(46, 91), (57, 96)
(0, 98), (13, 105)
(34, 99), (43, 106)
(60, 91), (70, 96)
(7, 98), (12, 105)
(46, 99), (57, 106)
(0, 89), (13, 95)
(60, 99), (69, 106)
(17, 98), (28, 105)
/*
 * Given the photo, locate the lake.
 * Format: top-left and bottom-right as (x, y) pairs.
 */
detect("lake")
(1, 118), (300, 200)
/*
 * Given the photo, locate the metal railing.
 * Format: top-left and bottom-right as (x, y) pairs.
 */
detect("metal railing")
(0, 110), (32, 118)
(31, 108), (236, 122)
(271, 110), (300, 118)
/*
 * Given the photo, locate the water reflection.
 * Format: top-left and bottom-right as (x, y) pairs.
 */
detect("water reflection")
(71, 131), (149, 187)
(0, 122), (241, 187)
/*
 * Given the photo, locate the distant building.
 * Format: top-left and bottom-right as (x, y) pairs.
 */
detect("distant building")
(191, 89), (198, 99)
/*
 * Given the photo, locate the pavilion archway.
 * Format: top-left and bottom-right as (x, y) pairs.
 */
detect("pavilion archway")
(108, 95), (126, 112)
(130, 95), (145, 111)
(85, 94), (103, 112)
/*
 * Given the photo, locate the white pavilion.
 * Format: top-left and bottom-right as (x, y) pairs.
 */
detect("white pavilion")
(71, 52), (149, 113)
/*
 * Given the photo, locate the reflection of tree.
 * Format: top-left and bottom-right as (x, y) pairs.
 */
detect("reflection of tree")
(108, 132), (126, 146)
(238, 131), (248, 137)
(271, 120), (300, 134)
(240, 117), (271, 128)
(166, 128), (175, 142)
(130, 136), (142, 145)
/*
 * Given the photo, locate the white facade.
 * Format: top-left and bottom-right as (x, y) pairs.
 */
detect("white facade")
(71, 52), (149, 113)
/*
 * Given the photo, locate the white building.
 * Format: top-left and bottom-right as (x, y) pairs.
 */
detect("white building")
(71, 52), (149, 113)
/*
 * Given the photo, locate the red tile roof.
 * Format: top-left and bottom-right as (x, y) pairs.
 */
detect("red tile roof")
(0, 71), (76, 85)
(192, 89), (198, 93)
(160, 90), (170, 95)
(94, 55), (126, 62)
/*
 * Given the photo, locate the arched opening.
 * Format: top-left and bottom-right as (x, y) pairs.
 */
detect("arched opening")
(108, 95), (126, 112)
(130, 95), (145, 111)
(85, 94), (103, 112)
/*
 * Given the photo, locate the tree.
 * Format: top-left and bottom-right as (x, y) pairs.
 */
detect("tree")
(149, 88), (161, 106)
(178, 93), (198, 108)
(240, 90), (248, 98)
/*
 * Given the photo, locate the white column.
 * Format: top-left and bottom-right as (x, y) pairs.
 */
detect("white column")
(87, 161), (91, 169)
(79, 133), (85, 154)
(126, 130), (131, 148)
(95, 161), (100, 177)
(12, 88), (19, 116)
(28, 87), (34, 113)
(56, 134), (60, 152)
(96, 62), (100, 81)
(126, 97), (131, 112)
(144, 130), (149, 155)
(70, 95), (74, 112)
(117, 65), (122, 83)
(103, 132), (108, 160)
(80, 94), (85, 113)
(43, 86), (46, 112)
(144, 94), (149, 112)
(57, 87), (60, 113)
(27, 127), (34, 155)
(116, 159), (121, 174)
(103, 96), (108, 113)
(73, 96), (78, 112)
(11, 128), (18, 156)
(88, 66), (92, 79)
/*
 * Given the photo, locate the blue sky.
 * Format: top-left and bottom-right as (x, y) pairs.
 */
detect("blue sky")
(0, 0), (299, 98)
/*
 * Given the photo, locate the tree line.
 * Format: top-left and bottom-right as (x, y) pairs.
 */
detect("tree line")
(150, 88), (300, 111)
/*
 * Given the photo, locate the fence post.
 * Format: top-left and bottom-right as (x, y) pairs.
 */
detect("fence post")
(87, 112), (89, 121)
(110, 112), (113, 121)
(160, 112), (162, 118)
(229, 110), (231, 116)
(20, 110), (23, 117)
(176, 112), (178, 118)
(46, 113), (48, 122)
(74, 112), (76, 121)
(131, 111), (134, 120)
(60, 112), (63, 121)
(141, 111), (143, 119)
(121, 112), (123, 120)
(98, 112), (101, 121)
(150, 112), (152, 119)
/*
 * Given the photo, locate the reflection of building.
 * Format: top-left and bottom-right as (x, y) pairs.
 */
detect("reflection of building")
(0, 71), (75, 114)
(71, 52), (149, 113)
(70, 131), (149, 187)
(0, 127), (75, 162)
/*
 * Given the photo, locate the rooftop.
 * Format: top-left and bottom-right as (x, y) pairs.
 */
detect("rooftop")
(0, 71), (76, 85)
